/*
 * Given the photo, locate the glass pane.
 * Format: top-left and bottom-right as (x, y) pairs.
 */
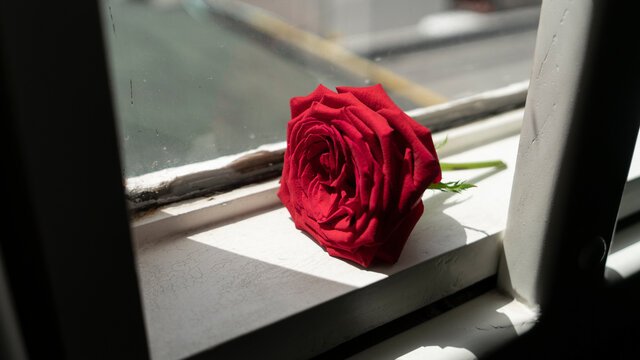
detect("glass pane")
(101, 0), (540, 178)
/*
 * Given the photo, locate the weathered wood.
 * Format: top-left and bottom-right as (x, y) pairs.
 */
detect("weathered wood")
(126, 83), (527, 213)
(407, 80), (528, 131)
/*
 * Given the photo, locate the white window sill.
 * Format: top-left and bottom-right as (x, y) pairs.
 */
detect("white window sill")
(617, 133), (640, 220)
(352, 131), (640, 360)
(606, 220), (640, 283)
(132, 109), (524, 360)
(348, 290), (537, 360)
(352, 195), (640, 360)
(605, 135), (640, 282)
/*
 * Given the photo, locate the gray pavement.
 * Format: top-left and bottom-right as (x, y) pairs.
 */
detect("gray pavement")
(381, 29), (537, 99)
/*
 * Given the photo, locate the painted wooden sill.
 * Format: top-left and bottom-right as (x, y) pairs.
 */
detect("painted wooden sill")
(607, 221), (640, 283)
(605, 134), (640, 283)
(132, 110), (523, 360)
(350, 135), (640, 360)
(348, 290), (538, 360)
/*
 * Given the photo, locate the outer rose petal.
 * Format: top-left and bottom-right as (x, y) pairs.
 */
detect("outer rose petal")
(290, 84), (334, 119)
(326, 242), (378, 268)
(375, 201), (424, 263)
(279, 84), (441, 267)
(379, 107), (441, 189)
(336, 84), (400, 112)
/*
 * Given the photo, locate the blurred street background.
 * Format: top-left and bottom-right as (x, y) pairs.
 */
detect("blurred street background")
(101, 0), (540, 177)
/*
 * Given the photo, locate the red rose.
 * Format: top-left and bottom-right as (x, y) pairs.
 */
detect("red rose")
(278, 84), (441, 267)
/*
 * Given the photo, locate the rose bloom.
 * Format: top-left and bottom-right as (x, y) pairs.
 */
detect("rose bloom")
(278, 84), (441, 267)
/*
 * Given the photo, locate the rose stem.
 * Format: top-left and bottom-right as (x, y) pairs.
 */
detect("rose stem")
(439, 160), (507, 171)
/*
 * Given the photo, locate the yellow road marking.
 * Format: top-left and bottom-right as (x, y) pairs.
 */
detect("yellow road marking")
(242, 7), (448, 106)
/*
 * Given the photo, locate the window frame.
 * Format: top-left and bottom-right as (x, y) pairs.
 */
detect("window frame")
(2, 1), (639, 360)
(495, 1), (640, 357)
(132, 110), (524, 360)
(499, 0), (640, 309)
(0, 1), (149, 358)
(125, 80), (528, 212)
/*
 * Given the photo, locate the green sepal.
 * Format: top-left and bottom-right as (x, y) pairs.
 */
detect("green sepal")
(435, 136), (448, 150)
(428, 180), (476, 193)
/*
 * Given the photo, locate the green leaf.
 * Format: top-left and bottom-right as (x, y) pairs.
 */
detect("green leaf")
(435, 136), (448, 150)
(428, 180), (476, 193)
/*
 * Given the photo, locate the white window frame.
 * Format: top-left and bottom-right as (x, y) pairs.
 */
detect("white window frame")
(131, 0), (640, 358)
(125, 81), (528, 212)
(2, 1), (639, 359)
(132, 109), (524, 360)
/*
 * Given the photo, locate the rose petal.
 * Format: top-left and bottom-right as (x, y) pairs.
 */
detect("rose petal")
(379, 108), (441, 189)
(280, 84), (442, 267)
(375, 201), (424, 263)
(336, 84), (400, 112)
(326, 242), (379, 268)
(290, 85), (335, 119)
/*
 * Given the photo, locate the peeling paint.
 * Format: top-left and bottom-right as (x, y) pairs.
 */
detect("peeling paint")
(108, 5), (116, 35)
(537, 34), (557, 79)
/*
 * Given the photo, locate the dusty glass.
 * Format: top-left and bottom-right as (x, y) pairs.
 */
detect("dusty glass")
(101, 0), (540, 178)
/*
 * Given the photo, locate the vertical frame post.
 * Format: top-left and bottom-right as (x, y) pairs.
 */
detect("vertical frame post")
(499, 0), (640, 356)
(0, 1), (150, 358)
